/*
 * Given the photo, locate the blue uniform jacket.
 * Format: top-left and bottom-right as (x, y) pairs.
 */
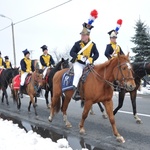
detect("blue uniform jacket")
(40, 54), (55, 67)
(20, 58), (35, 72)
(70, 40), (99, 63)
(104, 44), (124, 59)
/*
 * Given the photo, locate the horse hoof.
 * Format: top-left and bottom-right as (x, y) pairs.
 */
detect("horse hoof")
(48, 116), (52, 122)
(79, 128), (85, 134)
(136, 119), (142, 124)
(102, 113), (108, 119)
(116, 136), (125, 143)
(47, 104), (50, 109)
(66, 122), (72, 128)
(90, 112), (95, 115)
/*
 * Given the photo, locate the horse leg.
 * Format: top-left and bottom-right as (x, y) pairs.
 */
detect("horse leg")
(79, 100), (93, 134)
(16, 91), (21, 110)
(45, 90), (49, 108)
(1, 91), (5, 104)
(28, 101), (32, 113)
(97, 102), (108, 119)
(48, 93), (61, 122)
(61, 96), (72, 128)
(3, 88), (9, 105)
(130, 90), (142, 124)
(113, 89), (126, 115)
(28, 95), (38, 117)
(103, 100), (125, 143)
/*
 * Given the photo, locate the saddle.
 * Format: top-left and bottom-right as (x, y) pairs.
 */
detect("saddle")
(62, 64), (94, 93)
(12, 74), (32, 90)
(24, 74), (32, 85)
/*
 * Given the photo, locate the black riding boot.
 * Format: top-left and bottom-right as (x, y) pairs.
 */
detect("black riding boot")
(72, 86), (81, 101)
(19, 85), (24, 98)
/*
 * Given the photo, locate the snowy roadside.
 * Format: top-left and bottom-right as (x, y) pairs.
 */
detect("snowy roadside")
(0, 118), (88, 150)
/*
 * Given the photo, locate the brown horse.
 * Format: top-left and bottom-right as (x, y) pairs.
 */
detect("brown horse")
(48, 54), (136, 143)
(12, 69), (43, 118)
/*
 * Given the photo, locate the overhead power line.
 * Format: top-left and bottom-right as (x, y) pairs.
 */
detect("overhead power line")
(0, 0), (72, 31)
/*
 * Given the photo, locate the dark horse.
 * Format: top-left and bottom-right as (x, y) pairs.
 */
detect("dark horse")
(48, 54), (136, 143)
(89, 62), (150, 124)
(0, 68), (19, 105)
(40, 58), (69, 108)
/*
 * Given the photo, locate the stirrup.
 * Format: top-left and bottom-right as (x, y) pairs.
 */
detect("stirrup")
(72, 90), (81, 101)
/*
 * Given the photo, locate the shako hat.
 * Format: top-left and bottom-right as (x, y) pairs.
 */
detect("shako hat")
(41, 45), (48, 51)
(4, 56), (9, 59)
(22, 49), (30, 56)
(108, 19), (123, 38)
(80, 9), (98, 35)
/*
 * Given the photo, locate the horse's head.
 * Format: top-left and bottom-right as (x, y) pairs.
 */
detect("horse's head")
(12, 67), (20, 77)
(60, 58), (70, 69)
(32, 69), (43, 86)
(112, 53), (136, 91)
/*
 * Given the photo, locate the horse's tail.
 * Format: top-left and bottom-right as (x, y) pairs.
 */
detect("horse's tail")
(81, 100), (85, 108)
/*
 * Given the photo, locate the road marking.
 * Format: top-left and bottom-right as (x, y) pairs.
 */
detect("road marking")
(118, 110), (150, 117)
(25, 96), (150, 117)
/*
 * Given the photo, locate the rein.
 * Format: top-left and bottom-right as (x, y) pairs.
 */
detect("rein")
(88, 61), (134, 89)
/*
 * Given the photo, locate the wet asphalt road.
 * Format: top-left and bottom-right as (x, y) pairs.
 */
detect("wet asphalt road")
(0, 90), (150, 150)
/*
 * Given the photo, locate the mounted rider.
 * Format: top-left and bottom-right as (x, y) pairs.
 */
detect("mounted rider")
(4, 56), (12, 69)
(19, 49), (38, 98)
(40, 45), (55, 79)
(105, 19), (124, 59)
(104, 19), (124, 91)
(70, 10), (99, 100)
(0, 51), (5, 69)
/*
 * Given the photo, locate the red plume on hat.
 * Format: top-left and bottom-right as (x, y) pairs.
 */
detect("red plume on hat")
(88, 9), (98, 25)
(115, 19), (123, 32)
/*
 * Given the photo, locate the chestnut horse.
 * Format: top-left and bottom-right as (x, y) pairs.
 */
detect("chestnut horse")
(88, 62), (150, 123)
(48, 54), (136, 143)
(12, 69), (43, 118)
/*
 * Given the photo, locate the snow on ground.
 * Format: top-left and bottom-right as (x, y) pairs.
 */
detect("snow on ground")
(0, 118), (87, 150)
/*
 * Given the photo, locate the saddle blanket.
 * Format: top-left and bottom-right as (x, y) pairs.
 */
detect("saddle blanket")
(13, 75), (21, 90)
(12, 74), (32, 89)
(61, 65), (93, 92)
(62, 72), (74, 92)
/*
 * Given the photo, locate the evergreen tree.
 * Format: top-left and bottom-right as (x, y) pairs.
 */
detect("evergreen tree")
(131, 19), (150, 62)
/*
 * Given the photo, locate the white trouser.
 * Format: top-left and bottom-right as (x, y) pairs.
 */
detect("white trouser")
(43, 67), (50, 78)
(73, 62), (85, 87)
(20, 72), (28, 86)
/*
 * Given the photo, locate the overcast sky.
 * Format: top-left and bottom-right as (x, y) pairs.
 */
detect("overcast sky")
(0, 0), (150, 66)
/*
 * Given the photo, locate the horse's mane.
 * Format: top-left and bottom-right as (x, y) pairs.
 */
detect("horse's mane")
(95, 55), (129, 70)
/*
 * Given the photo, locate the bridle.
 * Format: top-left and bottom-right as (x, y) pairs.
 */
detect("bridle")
(88, 60), (134, 89)
(114, 61), (134, 88)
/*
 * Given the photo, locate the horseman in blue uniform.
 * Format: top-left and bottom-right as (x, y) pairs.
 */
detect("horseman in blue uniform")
(70, 10), (99, 100)
(20, 49), (40, 98)
(105, 19), (124, 59)
(104, 19), (124, 91)
(40, 45), (55, 79)
(4, 56), (12, 69)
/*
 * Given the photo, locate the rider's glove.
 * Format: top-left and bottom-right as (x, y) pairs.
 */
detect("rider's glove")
(86, 57), (93, 64)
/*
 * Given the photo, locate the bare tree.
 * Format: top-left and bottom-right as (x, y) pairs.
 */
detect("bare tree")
(51, 46), (71, 63)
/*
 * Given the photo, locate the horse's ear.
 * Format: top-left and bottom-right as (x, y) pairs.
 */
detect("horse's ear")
(61, 58), (64, 62)
(126, 52), (130, 58)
